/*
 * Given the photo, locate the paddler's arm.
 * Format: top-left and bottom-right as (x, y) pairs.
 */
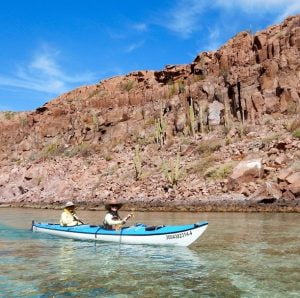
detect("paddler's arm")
(73, 213), (84, 224)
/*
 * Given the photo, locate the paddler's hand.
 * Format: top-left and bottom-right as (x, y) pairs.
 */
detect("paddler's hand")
(122, 213), (133, 223)
(127, 213), (133, 220)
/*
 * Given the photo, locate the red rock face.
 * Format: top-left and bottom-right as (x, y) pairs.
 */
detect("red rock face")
(0, 15), (299, 210)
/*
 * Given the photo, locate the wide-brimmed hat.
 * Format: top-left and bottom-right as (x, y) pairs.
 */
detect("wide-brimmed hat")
(104, 198), (123, 210)
(65, 201), (75, 208)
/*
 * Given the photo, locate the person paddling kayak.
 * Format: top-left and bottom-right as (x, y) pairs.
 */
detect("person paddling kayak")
(103, 199), (133, 230)
(60, 201), (84, 226)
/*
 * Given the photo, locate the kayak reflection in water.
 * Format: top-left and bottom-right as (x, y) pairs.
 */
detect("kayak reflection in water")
(60, 201), (84, 226)
(103, 199), (133, 230)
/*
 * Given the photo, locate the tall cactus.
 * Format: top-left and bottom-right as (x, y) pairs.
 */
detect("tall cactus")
(224, 100), (230, 129)
(199, 104), (205, 134)
(92, 113), (99, 132)
(163, 152), (182, 186)
(133, 144), (142, 180)
(155, 105), (167, 148)
(188, 98), (196, 137)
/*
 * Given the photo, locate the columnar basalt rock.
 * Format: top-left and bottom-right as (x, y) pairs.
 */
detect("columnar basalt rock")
(0, 15), (300, 210)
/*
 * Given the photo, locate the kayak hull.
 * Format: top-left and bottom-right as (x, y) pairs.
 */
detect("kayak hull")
(32, 221), (208, 247)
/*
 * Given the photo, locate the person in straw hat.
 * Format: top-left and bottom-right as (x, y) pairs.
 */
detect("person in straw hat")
(60, 201), (84, 226)
(103, 199), (133, 230)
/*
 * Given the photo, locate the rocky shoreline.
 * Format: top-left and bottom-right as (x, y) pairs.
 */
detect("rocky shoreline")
(2, 195), (300, 212)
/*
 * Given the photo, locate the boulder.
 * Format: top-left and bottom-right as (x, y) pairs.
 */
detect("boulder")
(228, 158), (263, 189)
(251, 182), (282, 199)
(286, 172), (300, 196)
(286, 172), (300, 184)
(277, 167), (294, 181)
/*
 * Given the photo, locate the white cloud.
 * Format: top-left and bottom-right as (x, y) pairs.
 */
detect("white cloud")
(206, 27), (222, 51)
(215, 0), (300, 16)
(0, 45), (96, 94)
(161, 0), (300, 38)
(124, 41), (145, 53)
(131, 23), (148, 32)
(275, 1), (300, 22)
(161, 0), (206, 38)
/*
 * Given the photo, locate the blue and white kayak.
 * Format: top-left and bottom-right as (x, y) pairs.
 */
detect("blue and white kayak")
(32, 221), (208, 247)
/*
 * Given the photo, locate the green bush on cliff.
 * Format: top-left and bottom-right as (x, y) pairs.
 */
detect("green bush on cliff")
(65, 143), (101, 158)
(292, 129), (300, 139)
(189, 154), (218, 178)
(4, 111), (16, 120)
(162, 153), (183, 186)
(177, 79), (185, 94)
(261, 133), (279, 145)
(121, 80), (135, 92)
(40, 142), (64, 159)
(192, 74), (205, 82)
(167, 81), (177, 98)
(204, 161), (236, 180)
(286, 101), (299, 114)
(197, 139), (223, 155)
(286, 118), (300, 132)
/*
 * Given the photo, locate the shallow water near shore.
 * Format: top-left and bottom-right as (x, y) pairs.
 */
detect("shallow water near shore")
(0, 209), (299, 297)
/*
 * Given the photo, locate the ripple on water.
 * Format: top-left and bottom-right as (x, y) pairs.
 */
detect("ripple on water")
(0, 210), (300, 297)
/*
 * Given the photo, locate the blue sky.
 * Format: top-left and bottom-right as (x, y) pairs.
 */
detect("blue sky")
(0, 0), (299, 111)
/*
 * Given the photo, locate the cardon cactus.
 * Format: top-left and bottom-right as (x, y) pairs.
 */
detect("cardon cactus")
(133, 144), (142, 180)
(155, 106), (167, 148)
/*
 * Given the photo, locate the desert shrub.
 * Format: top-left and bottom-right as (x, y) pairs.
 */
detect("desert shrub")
(190, 154), (218, 178)
(102, 152), (113, 161)
(193, 74), (205, 82)
(177, 79), (185, 93)
(137, 133), (155, 146)
(197, 139), (223, 155)
(168, 81), (177, 98)
(144, 117), (156, 128)
(286, 101), (298, 114)
(261, 133), (279, 145)
(121, 80), (135, 92)
(286, 118), (300, 132)
(262, 115), (275, 125)
(204, 161), (237, 180)
(4, 111), (15, 120)
(40, 142), (64, 159)
(162, 153), (183, 186)
(238, 123), (252, 138)
(293, 129), (300, 139)
(65, 143), (101, 158)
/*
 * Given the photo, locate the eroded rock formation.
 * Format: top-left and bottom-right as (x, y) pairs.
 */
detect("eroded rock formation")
(0, 15), (299, 211)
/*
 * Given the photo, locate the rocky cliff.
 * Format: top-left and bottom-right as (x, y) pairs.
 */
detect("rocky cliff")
(0, 15), (300, 211)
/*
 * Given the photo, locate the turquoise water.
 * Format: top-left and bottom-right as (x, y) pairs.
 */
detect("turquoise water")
(0, 209), (300, 297)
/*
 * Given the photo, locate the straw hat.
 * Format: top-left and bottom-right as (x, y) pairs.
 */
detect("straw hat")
(65, 201), (75, 208)
(104, 198), (123, 210)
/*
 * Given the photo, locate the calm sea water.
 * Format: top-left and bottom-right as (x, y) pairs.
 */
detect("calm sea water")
(0, 208), (299, 297)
